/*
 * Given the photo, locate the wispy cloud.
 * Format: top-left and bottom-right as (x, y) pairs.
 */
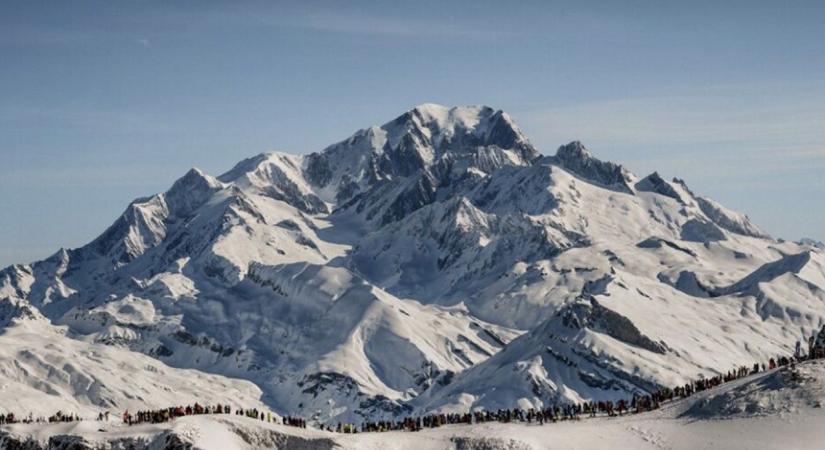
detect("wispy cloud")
(516, 81), (825, 197)
(1, 24), (156, 49)
(0, 164), (185, 189)
(290, 12), (517, 39)
(0, 105), (176, 135)
(0, 24), (91, 46)
(138, 6), (520, 40)
(520, 84), (825, 150)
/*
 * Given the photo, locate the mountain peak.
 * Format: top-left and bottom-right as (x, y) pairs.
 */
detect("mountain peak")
(636, 171), (684, 203)
(165, 167), (223, 217)
(408, 102), (452, 117)
(218, 152), (328, 214)
(798, 238), (825, 250)
(389, 104), (528, 152)
(171, 167), (221, 190)
(551, 141), (633, 193)
(218, 153), (272, 182)
(218, 151), (299, 184)
(406, 103), (494, 128)
(555, 140), (591, 160)
(305, 104), (538, 203)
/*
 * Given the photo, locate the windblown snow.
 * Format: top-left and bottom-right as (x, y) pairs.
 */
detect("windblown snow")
(1, 103), (824, 436)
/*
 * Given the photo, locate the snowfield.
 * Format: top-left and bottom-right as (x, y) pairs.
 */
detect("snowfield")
(0, 307), (269, 420)
(4, 360), (825, 449)
(1, 103), (824, 444)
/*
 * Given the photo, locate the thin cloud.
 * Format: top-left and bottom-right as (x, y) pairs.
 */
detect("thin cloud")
(292, 12), (518, 39)
(520, 94), (825, 149)
(0, 164), (185, 189)
(0, 105), (177, 135)
(139, 7), (520, 40)
(0, 24), (91, 46)
(0, 24), (156, 49)
(514, 82), (825, 201)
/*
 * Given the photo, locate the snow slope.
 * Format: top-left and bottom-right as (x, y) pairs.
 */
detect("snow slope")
(4, 360), (825, 449)
(1, 103), (824, 427)
(0, 302), (268, 420)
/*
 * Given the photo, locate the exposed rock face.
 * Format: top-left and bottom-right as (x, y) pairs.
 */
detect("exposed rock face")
(636, 172), (684, 203)
(166, 168), (224, 218)
(304, 104), (539, 205)
(798, 238), (825, 250)
(549, 141), (633, 193)
(561, 296), (667, 355)
(680, 218), (727, 242)
(0, 297), (40, 327)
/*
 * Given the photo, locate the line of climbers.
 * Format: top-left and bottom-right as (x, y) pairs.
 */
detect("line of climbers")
(2, 329), (824, 430)
(0, 354), (809, 430)
(0, 405), (306, 429)
(340, 350), (816, 433)
(0, 354), (810, 430)
(0, 411), (82, 425)
(120, 403), (307, 429)
(122, 403), (229, 425)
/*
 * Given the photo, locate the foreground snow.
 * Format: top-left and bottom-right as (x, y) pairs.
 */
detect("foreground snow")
(4, 361), (825, 449)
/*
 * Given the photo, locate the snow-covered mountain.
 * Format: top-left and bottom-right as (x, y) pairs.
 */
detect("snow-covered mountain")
(799, 238), (825, 250)
(2, 104), (824, 425)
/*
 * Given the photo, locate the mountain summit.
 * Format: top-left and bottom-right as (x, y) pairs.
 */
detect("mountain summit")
(1, 104), (824, 424)
(305, 104), (539, 204)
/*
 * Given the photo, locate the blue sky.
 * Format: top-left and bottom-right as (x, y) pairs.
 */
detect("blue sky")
(1, 0), (824, 266)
